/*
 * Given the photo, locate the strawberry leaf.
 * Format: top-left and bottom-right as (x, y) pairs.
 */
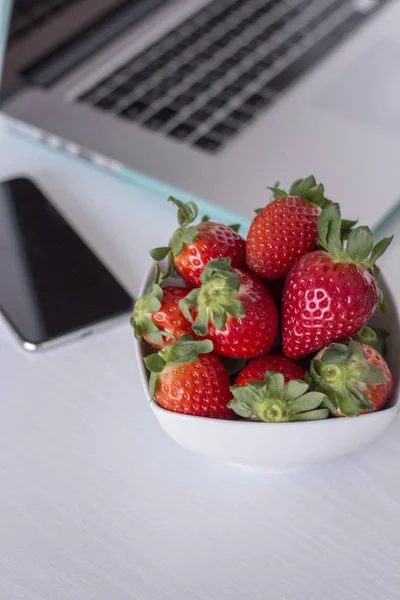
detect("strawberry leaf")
(222, 298), (246, 319)
(347, 339), (365, 362)
(321, 343), (349, 364)
(317, 203), (345, 258)
(353, 326), (389, 356)
(144, 353), (166, 373)
(193, 306), (209, 336)
(290, 408), (329, 421)
(297, 175), (317, 196)
(265, 372), (285, 397)
(346, 226), (374, 261)
(168, 196), (198, 226)
(288, 391), (326, 414)
(158, 336), (213, 365)
(347, 385), (375, 412)
(368, 236), (393, 266)
(148, 372), (159, 400)
(337, 388), (359, 417)
(267, 186), (288, 199)
(212, 307), (227, 331)
(359, 363), (387, 385)
(340, 218), (358, 240)
(229, 223), (241, 233)
(289, 178), (302, 195)
(283, 379), (309, 402)
(169, 226), (198, 256)
(150, 246), (171, 261)
(254, 207), (263, 214)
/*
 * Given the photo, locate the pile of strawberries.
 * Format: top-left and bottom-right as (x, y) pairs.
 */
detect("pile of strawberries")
(132, 176), (394, 422)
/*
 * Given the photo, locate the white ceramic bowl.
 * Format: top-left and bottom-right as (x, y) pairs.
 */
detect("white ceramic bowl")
(135, 268), (400, 469)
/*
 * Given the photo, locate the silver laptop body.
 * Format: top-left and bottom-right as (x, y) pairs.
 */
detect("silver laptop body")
(2, 0), (400, 221)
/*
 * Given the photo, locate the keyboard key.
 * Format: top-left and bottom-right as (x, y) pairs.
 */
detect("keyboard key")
(221, 84), (240, 100)
(144, 107), (178, 129)
(190, 108), (213, 123)
(210, 121), (237, 137)
(94, 96), (117, 110)
(193, 136), (222, 152)
(207, 96), (227, 109)
(187, 82), (209, 96)
(171, 95), (194, 108)
(120, 100), (148, 119)
(229, 109), (253, 123)
(243, 94), (270, 110)
(168, 123), (196, 139)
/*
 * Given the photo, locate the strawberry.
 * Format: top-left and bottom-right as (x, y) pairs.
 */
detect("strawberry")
(179, 258), (278, 359)
(235, 354), (304, 386)
(353, 325), (389, 357)
(131, 267), (193, 348)
(246, 176), (356, 280)
(144, 336), (234, 419)
(246, 176), (326, 279)
(309, 340), (393, 416)
(150, 197), (246, 287)
(229, 370), (328, 422)
(282, 203), (393, 359)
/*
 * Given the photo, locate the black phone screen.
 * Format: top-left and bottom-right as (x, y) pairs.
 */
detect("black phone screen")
(0, 178), (133, 347)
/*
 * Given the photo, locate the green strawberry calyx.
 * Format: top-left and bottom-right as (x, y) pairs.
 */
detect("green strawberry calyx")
(228, 371), (329, 422)
(149, 197), (199, 276)
(179, 258), (245, 336)
(263, 176), (357, 235)
(150, 197), (241, 267)
(131, 264), (175, 346)
(317, 202), (393, 310)
(309, 340), (388, 417)
(353, 325), (389, 357)
(144, 335), (214, 398)
(268, 175), (328, 208)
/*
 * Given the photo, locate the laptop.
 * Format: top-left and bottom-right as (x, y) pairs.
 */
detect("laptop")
(1, 0), (400, 222)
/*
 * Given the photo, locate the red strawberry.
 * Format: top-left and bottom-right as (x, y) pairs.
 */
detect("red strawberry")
(179, 258), (278, 359)
(246, 176), (326, 279)
(246, 176), (356, 280)
(150, 198), (246, 286)
(144, 337), (234, 419)
(229, 371), (328, 422)
(309, 340), (393, 416)
(235, 354), (304, 386)
(282, 203), (393, 359)
(132, 270), (193, 348)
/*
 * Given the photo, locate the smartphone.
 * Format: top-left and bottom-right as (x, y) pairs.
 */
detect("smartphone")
(0, 177), (133, 351)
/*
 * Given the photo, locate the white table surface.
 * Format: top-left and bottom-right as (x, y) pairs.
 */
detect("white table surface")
(1, 114), (400, 600)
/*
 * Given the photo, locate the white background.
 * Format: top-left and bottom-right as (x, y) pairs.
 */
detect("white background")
(1, 115), (400, 600)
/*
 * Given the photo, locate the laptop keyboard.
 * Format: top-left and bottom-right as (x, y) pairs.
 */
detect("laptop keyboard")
(77, 0), (385, 153)
(9, 0), (83, 44)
